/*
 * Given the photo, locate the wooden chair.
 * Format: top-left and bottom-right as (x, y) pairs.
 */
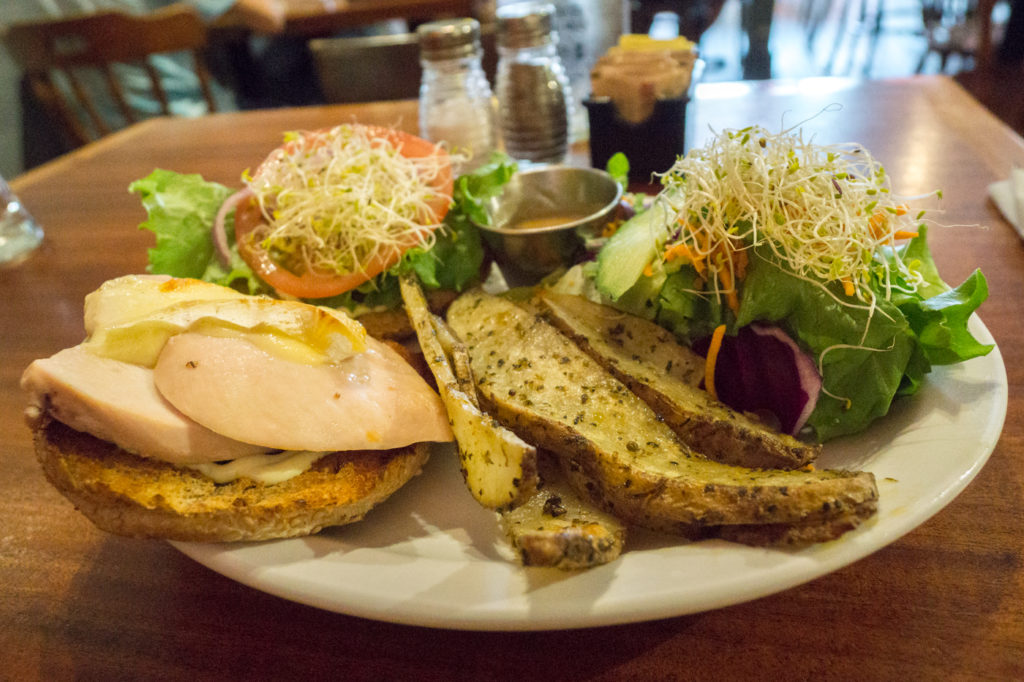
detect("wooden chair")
(308, 25), (497, 105)
(3, 5), (218, 148)
(309, 31), (423, 105)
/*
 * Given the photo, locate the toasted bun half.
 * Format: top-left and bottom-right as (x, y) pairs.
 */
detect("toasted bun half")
(357, 287), (460, 340)
(30, 411), (430, 542)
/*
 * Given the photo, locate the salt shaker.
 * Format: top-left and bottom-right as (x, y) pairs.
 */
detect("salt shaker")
(495, 2), (571, 165)
(417, 18), (496, 173)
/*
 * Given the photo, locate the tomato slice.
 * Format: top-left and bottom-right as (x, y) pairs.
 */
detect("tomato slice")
(235, 125), (454, 300)
(360, 125), (454, 226)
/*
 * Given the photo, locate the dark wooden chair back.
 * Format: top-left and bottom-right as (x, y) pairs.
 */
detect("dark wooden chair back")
(309, 26), (497, 105)
(309, 32), (423, 105)
(3, 5), (218, 148)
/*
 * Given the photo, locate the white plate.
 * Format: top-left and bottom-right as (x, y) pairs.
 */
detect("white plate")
(172, 317), (1007, 631)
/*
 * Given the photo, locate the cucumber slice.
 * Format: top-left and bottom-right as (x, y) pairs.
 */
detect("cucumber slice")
(595, 200), (671, 300)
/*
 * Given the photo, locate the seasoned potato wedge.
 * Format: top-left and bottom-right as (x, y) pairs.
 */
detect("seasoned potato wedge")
(400, 276), (537, 510)
(539, 291), (820, 470)
(556, 459), (873, 546)
(501, 453), (625, 570)
(447, 290), (877, 539)
(431, 314), (478, 401)
(709, 513), (873, 546)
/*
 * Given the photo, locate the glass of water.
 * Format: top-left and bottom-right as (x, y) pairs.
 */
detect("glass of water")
(0, 174), (43, 266)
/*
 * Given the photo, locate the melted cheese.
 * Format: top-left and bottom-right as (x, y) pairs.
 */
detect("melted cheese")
(84, 274), (366, 367)
(84, 274), (247, 333)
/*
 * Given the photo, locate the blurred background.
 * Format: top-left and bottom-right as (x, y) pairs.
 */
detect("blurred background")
(2, 0), (1020, 179)
(642, 0), (1011, 81)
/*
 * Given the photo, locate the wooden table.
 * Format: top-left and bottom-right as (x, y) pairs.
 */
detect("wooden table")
(4, 76), (1023, 678)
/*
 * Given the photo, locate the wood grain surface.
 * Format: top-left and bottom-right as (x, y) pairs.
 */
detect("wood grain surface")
(3, 76), (1022, 680)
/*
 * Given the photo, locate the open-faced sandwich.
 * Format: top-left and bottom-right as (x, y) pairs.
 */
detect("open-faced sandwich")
(22, 275), (453, 542)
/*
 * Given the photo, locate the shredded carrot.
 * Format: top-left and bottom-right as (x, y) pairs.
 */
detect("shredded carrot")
(694, 236), (711, 268)
(601, 220), (621, 238)
(869, 210), (919, 242)
(690, 225), (709, 251)
(692, 257), (708, 276)
(869, 211), (887, 238)
(841, 277), (856, 297)
(704, 324), (727, 401)
(643, 262), (654, 277)
(726, 290), (739, 313)
(666, 238), (707, 275)
(733, 248), (749, 279)
(716, 264), (739, 313)
(663, 242), (696, 263)
(658, 225), (750, 308)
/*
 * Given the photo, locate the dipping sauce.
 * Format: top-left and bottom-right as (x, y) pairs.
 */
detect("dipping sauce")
(514, 215), (587, 231)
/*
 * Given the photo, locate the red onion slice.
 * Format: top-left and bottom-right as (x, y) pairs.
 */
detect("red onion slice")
(212, 187), (254, 268)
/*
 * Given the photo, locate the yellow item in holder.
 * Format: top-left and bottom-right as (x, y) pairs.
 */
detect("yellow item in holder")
(590, 34), (697, 123)
(616, 34), (696, 52)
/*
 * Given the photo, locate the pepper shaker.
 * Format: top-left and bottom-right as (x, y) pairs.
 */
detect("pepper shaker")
(495, 2), (571, 165)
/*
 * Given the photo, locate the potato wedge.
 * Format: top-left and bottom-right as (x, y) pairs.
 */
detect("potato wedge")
(447, 290), (877, 538)
(400, 276), (537, 510)
(501, 453), (625, 569)
(556, 459), (873, 546)
(431, 314), (478, 402)
(710, 513), (872, 546)
(538, 291), (820, 470)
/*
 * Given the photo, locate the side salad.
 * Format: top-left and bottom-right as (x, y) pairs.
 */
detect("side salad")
(129, 124), (515, 318)
(568, 125), (992, 442)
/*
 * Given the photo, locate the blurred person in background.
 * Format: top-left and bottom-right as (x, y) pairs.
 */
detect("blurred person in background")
(7, 0), (286, 166)
(997, 0), (1023, 67)
(13, 0), (286, 115)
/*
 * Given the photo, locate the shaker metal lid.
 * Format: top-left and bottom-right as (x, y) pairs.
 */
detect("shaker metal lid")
(496, 2), (555, 48)
(417, 17), (482, 61)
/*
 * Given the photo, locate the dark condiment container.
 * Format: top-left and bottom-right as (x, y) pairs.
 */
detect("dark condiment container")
(584, 96), (688, 183)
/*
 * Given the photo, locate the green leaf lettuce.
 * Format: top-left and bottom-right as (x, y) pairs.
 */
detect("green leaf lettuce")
(595, 218), (993, 441)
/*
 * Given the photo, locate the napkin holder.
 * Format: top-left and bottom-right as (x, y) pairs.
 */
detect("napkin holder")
(584, 96), (688, 183)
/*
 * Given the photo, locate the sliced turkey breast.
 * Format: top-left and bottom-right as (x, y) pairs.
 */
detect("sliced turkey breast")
(21, 345), (271, 465)
(153, 332), (454, 452)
